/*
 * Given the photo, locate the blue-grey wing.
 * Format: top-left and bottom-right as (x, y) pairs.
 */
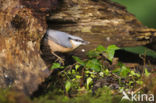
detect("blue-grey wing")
(46, 29), (72, 48)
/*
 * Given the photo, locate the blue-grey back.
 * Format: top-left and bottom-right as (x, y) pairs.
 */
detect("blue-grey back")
(46, 29), (73, 48)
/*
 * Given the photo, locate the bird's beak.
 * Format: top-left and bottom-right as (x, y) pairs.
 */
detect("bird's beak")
(83, 41), (90, 45)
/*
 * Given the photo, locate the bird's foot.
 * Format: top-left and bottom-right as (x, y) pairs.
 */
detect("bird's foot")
(52, 52), (65, 65)
(55, 57), (65, 65)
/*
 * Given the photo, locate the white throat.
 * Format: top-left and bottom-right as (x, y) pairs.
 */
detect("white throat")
(70, 40), (82, 49)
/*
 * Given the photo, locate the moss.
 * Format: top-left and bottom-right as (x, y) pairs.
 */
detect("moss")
(33, 87), (119, 103)
(0, 88), (32, 103)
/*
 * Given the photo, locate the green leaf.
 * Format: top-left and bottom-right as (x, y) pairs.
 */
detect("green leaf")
(106, 45), (120, 61)
(122, 46), (156, 58)
(76, 75), (82, 79)
(50, 63), (64, 70)
(130, 70), (136, 76)
(103, 69), (110, 76)
(86, 77), (93, 90)
(72, 56), (85, 66)
(112, 68), (120, 73)
(96, 45), (106, 52)
(65, 81), (72, 93)
(136, 73), (141, 78)
(72, 69), (76, 75)
(144, 68), (150, 77)
(120, 65), (130, 78)
(136, 80), (143, 85)
(75, 64), (80, 71)
(87, 50), (99, 58)
(86, 59), (101, 72)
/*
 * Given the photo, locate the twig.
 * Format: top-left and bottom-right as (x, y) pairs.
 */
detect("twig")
(133, 84), (146, 94)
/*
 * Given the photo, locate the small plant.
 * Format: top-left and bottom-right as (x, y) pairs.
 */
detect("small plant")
(86, 77), (93, 90)
(144, 68), (150, 77)
(65, 81), (72, 95)
(50, 62), (64, 70)
(50, 45), (146, 97)
(0, 45), (151, 103)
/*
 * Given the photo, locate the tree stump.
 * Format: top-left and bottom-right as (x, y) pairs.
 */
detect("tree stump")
(0, 0), (59, 95)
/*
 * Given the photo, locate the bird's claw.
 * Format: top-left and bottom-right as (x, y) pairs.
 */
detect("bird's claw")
(56, 57), (64, 65)
(52, 52), (65, 65)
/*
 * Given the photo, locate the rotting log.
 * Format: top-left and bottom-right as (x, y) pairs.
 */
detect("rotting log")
(47, 0), (156, 59)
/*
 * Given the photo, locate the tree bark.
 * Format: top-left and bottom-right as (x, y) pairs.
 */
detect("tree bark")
(0, 0), (59, 95)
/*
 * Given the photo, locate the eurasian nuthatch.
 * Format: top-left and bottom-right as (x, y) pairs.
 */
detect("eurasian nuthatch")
(43, 29), (89, 64)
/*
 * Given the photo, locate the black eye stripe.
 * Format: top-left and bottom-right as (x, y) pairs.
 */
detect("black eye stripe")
(69, 37), (84, 42)
(75, 39), (82, 42)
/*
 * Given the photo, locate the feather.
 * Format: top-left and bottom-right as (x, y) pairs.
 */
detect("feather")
(46, 29), (73, 48)
(46, 29), (84, 48)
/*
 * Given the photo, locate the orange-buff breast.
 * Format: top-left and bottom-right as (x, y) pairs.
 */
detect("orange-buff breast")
(48, 39), (74, 53)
